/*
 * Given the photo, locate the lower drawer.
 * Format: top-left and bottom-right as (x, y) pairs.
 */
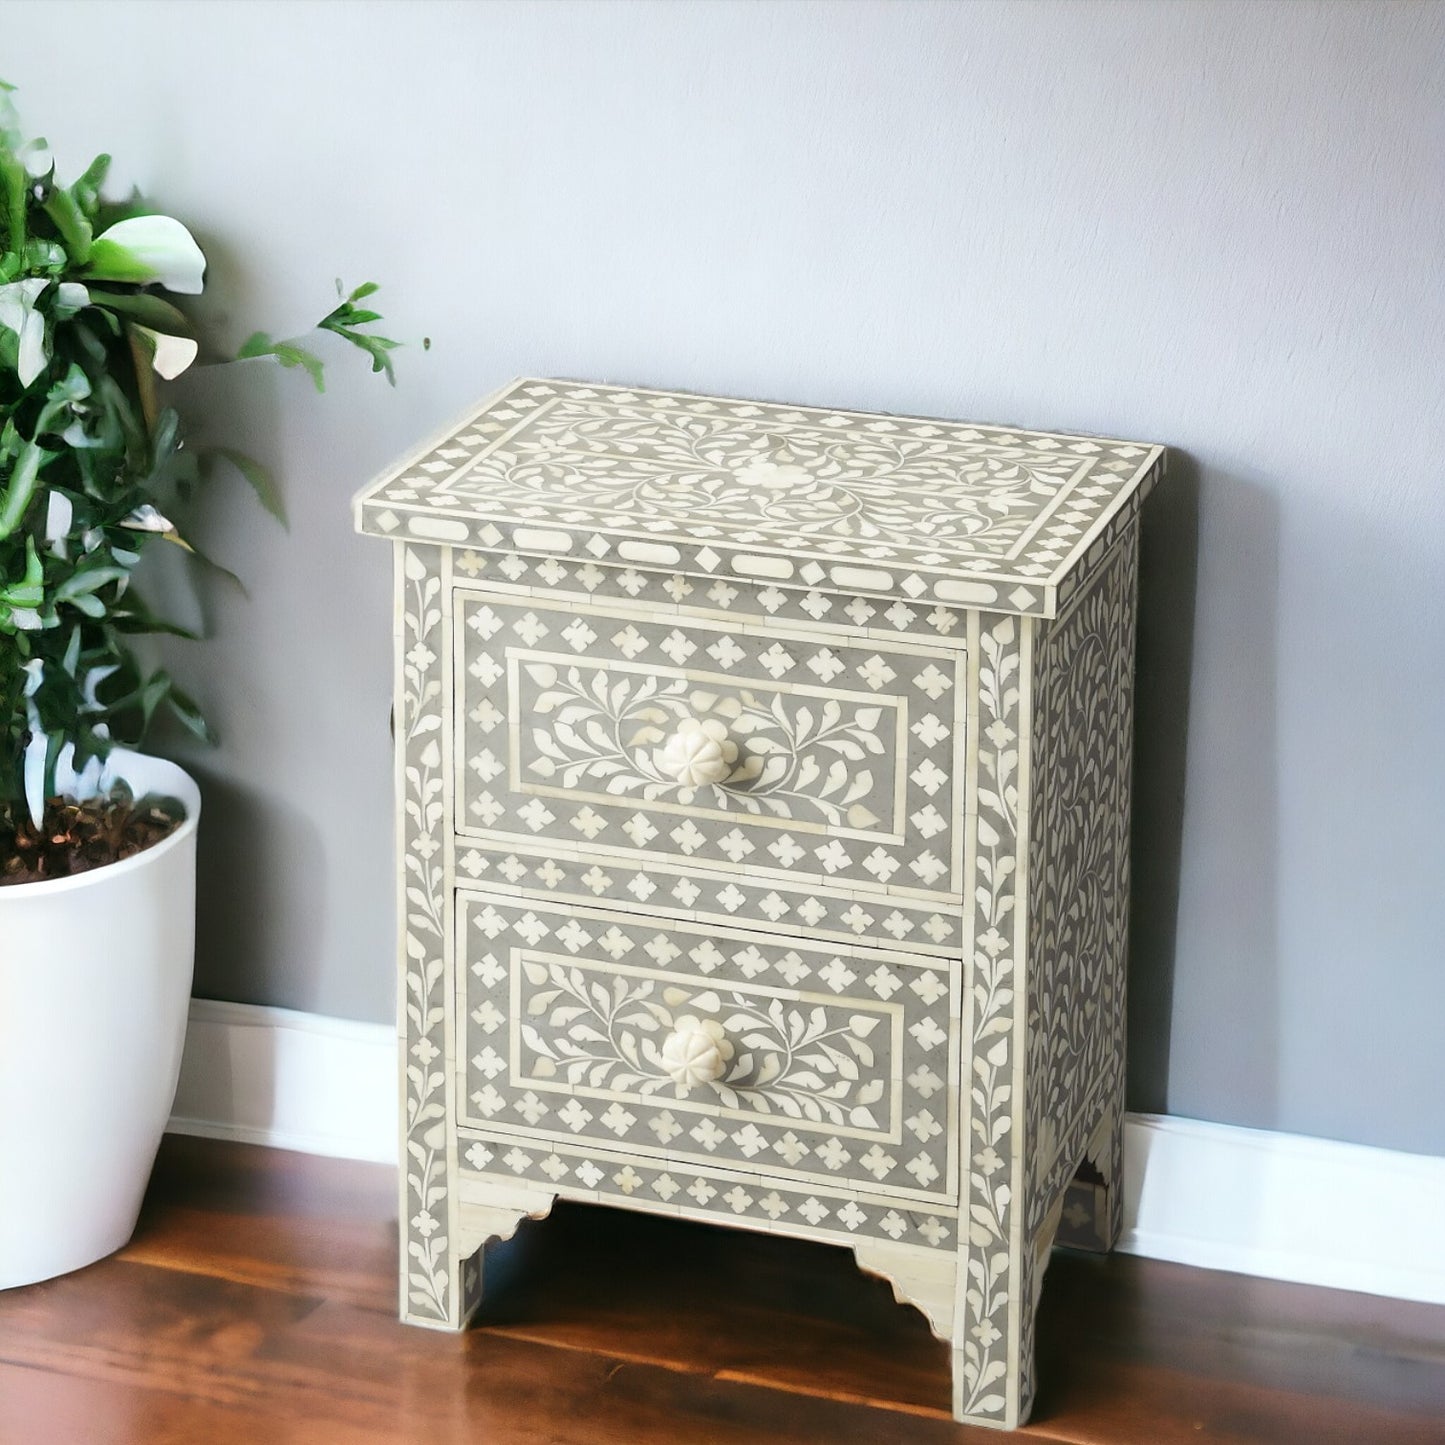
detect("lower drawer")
(456, 888), (961, 1207)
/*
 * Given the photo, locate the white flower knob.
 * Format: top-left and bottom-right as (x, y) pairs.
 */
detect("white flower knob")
(653, 717), (738, 787)
(660, 1016), (734, 1090)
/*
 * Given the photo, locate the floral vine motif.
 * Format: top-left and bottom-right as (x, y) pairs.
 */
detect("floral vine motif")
(518, 962), (887, 1129)
(402, 552), (446, 930)
(492, 396), (1092, 557)
(399, 546), (450, 1321)
(959, 613), (1022, 1420)
(521, 661), (890, 828)
(1026, 536), (1135, 1233)
(730, 455), (864, 531)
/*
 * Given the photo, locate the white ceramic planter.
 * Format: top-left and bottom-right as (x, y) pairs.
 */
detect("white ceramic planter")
(0, 748), (200, 1289)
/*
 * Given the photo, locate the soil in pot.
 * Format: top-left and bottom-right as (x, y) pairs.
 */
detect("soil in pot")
(1, 788), (186, 886)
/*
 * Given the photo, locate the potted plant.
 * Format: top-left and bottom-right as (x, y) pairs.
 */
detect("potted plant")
(0, 85), (396, 1288)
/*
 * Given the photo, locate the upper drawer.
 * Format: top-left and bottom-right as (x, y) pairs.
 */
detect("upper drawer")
(454, 588), (968, 902)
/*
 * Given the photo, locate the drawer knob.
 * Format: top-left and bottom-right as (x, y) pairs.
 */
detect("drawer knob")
(660, 1016), (734, 1090)
(654, 717), (739, 788)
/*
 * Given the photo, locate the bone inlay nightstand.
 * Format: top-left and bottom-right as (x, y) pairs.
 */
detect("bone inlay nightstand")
(354, 378), (1164, 1429)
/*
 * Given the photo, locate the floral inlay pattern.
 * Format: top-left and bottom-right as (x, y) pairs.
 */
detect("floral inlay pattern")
(362, 381), (1159, 1430)
(458, 892), (958, 1206)
(457, 590), (966, 906)
(356, 379), (1164, 614)
(455, 396), (1097, 561)
(517, 657), (896, 832)
(1025, 536), (1136, 1232)
(396, 544), (455, 1325)
(518, 961), (891, 1129)
(956, 611), (1025, 1422)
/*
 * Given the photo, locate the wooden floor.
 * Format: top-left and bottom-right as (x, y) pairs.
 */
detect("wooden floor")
(1, 1137), (1442, 1444)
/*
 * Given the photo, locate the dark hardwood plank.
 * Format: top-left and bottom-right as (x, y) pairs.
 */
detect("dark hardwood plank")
(122, 1140), (399, 1315)
(0, 1135), (1439, 1445)
(1033, 1248), (1445, 1423)
(0, 1262), (966, 1445)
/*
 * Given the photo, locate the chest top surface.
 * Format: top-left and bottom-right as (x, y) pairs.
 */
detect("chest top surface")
(355, 378), (1163, 617)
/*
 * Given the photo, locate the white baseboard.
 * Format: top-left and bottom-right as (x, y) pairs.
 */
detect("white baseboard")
(1117, 1112), (1445, 1305)
(169, 999), (397, 1164)
(169, 1000), (1445, 1307)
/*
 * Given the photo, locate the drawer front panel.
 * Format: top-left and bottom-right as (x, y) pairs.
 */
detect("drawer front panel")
(455, 588), (967, 902)
(458, 890), (960, 1205)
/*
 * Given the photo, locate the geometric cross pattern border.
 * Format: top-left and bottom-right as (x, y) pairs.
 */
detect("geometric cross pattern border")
(452, 839), (967, 957)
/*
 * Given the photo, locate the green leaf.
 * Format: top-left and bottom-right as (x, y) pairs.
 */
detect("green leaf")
(91, 370), (147, 461)
(319, 281), (399, 385)
(103, 586), (201, 641)
(103, 665), (180, 738)
(23, 237), (66, 271)
(42, 184), (92, 262)
(68, 153), (110, 220)
(165, 683), (215, 744)
(0, 534), (43, 606)
(137, 669), (172, 729)
(42, 730), (64, 811)
(86, 288), (195, 336)
(147, 405), (182, 471)
(130, 322), (199, 380)
(209, 445), (285, 524)
(34, 362), (93, 435)
(83, 214), (206, 294)
(325, 325), (399, 384)
(237, 331), (326, 391)
(0, 148), (25, 258)
(0, 435), (50, 539)
(55, 563), (128, 603)
(108, 609), (201, 640)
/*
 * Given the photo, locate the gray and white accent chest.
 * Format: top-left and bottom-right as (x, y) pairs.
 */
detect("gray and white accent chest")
(354, 378), (1164, 1429)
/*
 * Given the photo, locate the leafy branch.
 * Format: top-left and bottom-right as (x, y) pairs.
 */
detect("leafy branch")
(237, 279), (399, 390)
(0, 83), (400, 814)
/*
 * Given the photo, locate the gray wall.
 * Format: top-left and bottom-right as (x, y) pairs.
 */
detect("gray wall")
(8, 1), (1443, 1156)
